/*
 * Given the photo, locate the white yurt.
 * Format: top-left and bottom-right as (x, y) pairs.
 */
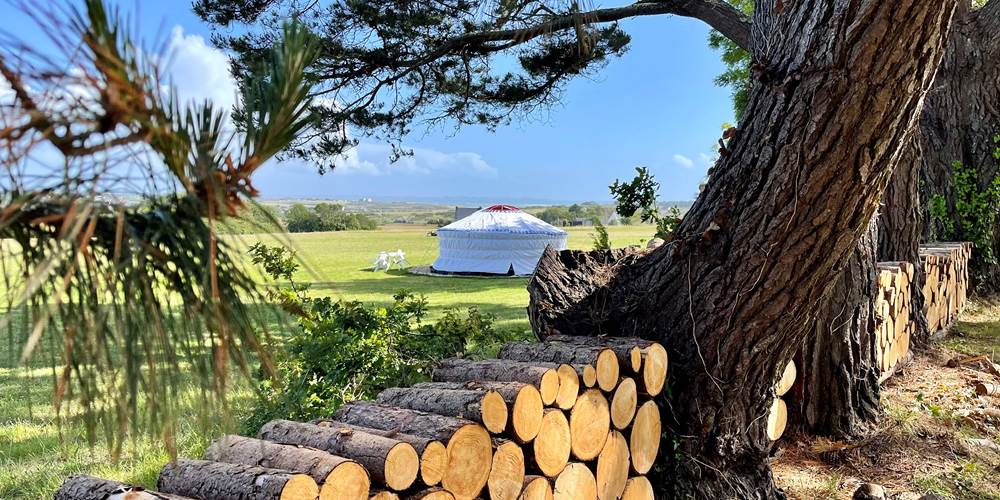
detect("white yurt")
(432, 204), (568, 275)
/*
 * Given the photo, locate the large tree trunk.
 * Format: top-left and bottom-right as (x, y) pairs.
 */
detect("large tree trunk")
(918, 0), (1000, 288)
(792, 218), (882, 437)
(879, 136), (931, 345)
(527, 0), (957, 496)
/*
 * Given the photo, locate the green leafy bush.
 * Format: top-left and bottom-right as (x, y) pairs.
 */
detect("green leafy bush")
(610, 166), (683, 240)
(930, 136), (1000, 284)
(243, 244), (509, 432)
(591, 218), (611, 250)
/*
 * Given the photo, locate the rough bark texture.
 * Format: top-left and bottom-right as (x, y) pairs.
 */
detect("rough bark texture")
(335, 401), (480, 442)
(432, 358), (559, 405)
(55, 475), (192, 500)
(157, 459), (316, 500)
(257, 419), (417, 490)
(918, 0), (1000, 288)
(205, 435), (362, 486)
(527, 1), (957, 496)
(376, 386), (506, 434)
(793, 219), (882, 437)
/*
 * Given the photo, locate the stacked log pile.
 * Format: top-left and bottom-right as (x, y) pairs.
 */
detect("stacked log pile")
(874, 261), (915, 380)
(920, 242), (972, 332)
(55, 337), (668, 500)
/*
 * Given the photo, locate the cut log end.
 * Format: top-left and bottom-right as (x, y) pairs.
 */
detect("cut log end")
(570, 389), (611, 461)
(556, 364), (580, 410)
(441, 424), (493, 499)
(553, 463), (597, 500)
(511, 384), (545, 443)
(322, 462), (370, 500)
(775, 360), (796, 396)
(520, 476), (554, 500)
(621, 476), (654, 500)
(767, 398), (788, 441)
(420, 441), (448, 487)
(386, 443), (421, 491)
(540, 369), (561, 406)
(628, 347), (643, 373)
(596, 431), (630, 500)
(489, 441), (526, 500)
(409, 488), (455, 499)
(641, 343), (668, 397)
(610, 377), (638, 430)
(282, 474), (321, 500)
(595, 349), (620, 392)
(581, 364), (598, 388)
(482, 390), (510, 434)
(369, 492), (400, 500)
(533, 409), (571, 478)
(629, 400), (661, 475)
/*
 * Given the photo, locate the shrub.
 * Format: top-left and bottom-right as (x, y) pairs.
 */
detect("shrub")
(285, 203), (378, 232)
(243, 244), (508, 432)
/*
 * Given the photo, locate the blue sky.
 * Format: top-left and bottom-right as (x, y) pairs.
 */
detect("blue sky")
(0, 2), (735, 203)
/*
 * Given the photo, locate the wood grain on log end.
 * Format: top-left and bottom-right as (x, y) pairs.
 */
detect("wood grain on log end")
(595, 349), (620, 392)
(489, 440), (526, 500)
(369, 491), (401, 500)
(533, 409), (571, 477)
(420, 440), (449, 487)
(610, 377), (638, 430)
(629, 401), (660, 475)
(441, 423), (492, 499)
(407, 488), (455, 499)
(556, 364), (580, 410)
(569, 389), (610, 461)
(519, 475), (553, 500)
(553, 463), (597, 500)
(766, 398), (788, 441)
(775, 360), (796, 396)
(641, 343), (668, 397)
(595, 431), (630, 500)
(621, 476), (654, 500)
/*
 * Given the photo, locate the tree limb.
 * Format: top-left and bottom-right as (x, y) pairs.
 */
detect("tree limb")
(442, 0), (751, 54)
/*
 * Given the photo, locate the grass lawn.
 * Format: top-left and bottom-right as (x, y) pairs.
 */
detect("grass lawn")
(0, 223), (654, 499)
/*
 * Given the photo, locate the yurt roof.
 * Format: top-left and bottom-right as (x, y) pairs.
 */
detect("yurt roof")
(437, 204), (567, 236)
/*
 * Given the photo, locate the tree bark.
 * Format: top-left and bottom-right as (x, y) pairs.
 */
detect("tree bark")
(55, 475), (192, 500)
(792, 218), (882, 437)
(527, 0), (957, 496)
(157, 459), (319, 500)
(917, 0), (1000, 288)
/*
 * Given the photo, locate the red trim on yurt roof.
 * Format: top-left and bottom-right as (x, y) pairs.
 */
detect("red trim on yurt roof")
(484, 204), (520, 212)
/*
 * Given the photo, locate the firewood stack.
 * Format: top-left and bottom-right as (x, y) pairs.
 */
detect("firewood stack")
(55, 337), (668, 500)
(873, 261), (915, 380)
(920, 242), (972, 333)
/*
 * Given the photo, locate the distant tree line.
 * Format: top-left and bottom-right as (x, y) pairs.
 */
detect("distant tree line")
(285, 203), (378, 232)
(532, 203), (615, 226)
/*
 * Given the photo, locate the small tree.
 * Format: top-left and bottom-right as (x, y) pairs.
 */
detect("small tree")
(609, 167), (683, 239)
(591, 218), (611, 250)
(0, 0), (318, 455)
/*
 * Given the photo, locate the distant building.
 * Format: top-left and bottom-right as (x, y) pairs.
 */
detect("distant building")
(570, 218), (593, 227)
(454, 206), (481, 221)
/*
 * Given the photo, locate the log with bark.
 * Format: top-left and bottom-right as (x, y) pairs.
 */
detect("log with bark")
(409, 380), (545, 443)
(205, 435), (370, 500)
(311, 419), (448, 487)
(432, 358), (561, 406)
(544, 336), (668, 396)
(257, 419), (419, 491)
(55, 475), (193, 500)
(376, 384), (509, 435)
(157, 459), (319, 500)
(499, 341), (620, 392)
(335, 402), (493, 500)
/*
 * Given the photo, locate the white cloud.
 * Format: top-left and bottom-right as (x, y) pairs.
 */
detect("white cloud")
(672, 154), (694, 169)
(329, 143), (497, 177)
(165, 26), (237, 112)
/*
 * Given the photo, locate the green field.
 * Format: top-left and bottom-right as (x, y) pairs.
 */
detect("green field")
(0, 223), (655, 499)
